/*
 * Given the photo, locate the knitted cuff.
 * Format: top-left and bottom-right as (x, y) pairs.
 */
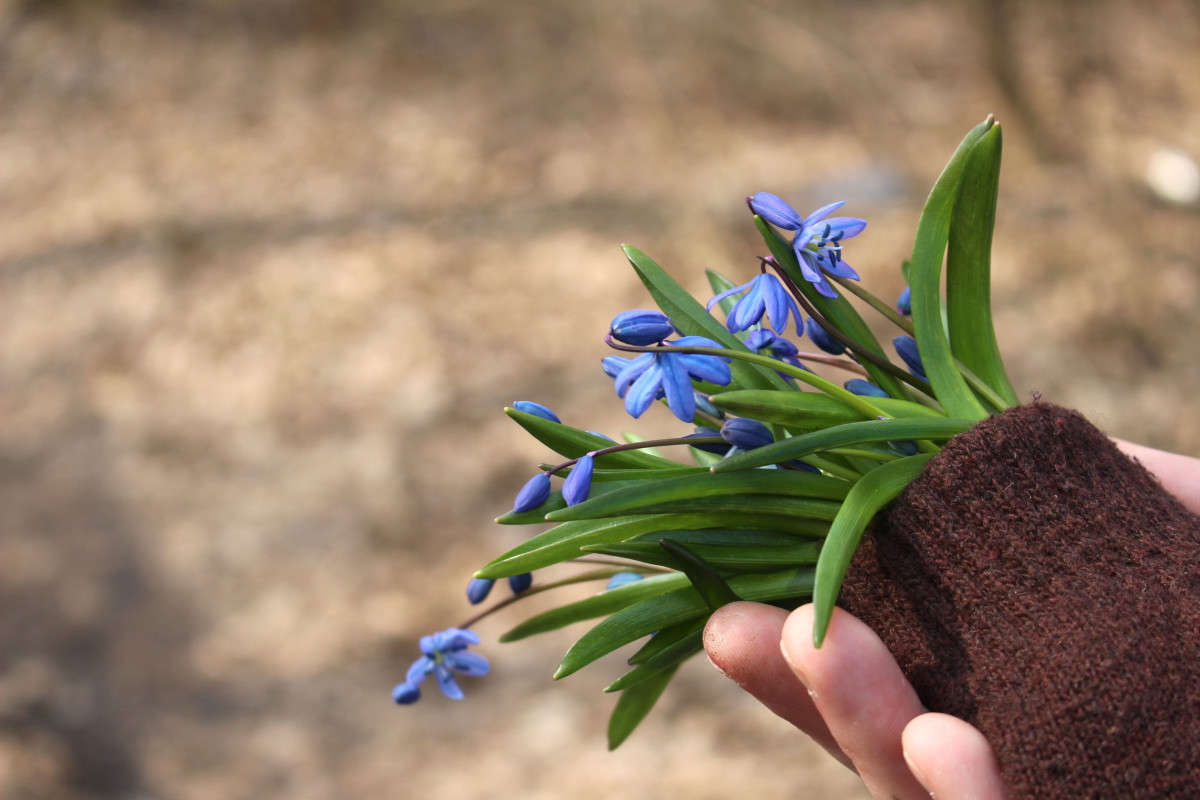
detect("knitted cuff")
(839, 403), (1200, 798)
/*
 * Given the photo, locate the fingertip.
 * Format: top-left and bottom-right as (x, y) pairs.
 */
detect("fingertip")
(703, 601), (789, 681)
(902, 713), (1008, 800)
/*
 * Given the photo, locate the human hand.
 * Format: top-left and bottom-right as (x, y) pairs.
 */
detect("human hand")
(703, 601), (1008, 800)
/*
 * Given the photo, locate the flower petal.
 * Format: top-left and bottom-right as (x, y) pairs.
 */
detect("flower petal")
(512, 401), (560, 423)
(406, 655), (435, 685)
(508, 572), (533, 594)
(562, 453), (594, 506)
(749, 192), (804, 229)
(606, 572), (645, 590)
(614, 353), (654, 398)
(706, 279), (753, 312)
(821, 216), (867, 240)
(728, 279), (766, 332)
(806, 318), (846, 355)
(802, 201), (846, 227)
(610, 309), (674, 346)
(434, 664), (464, 700)
(466, 577), (495, 605)
(658, 353), (696, 422)
(897, 286), (912, 316)
(445, 650), (490, 677)
(795, 248), (823, 285)
(844, 378), (889, 397)
(512, 472), (551, 513)
(675, 353), (732, 386)
(820, 255), (860, 281)
(893, 335), (927, 379)
(761, 274), (791, 335)
(601, 355), (633, 380)
(720, 417), (774, 450)
(625, 363), (663, 418)
(392, 681), (421, 704)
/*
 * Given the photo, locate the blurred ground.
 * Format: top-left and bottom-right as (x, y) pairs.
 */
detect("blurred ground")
(1, 1), (1199, 798)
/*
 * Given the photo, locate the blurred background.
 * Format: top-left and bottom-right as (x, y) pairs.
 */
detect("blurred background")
(1, 0), (1199, 797)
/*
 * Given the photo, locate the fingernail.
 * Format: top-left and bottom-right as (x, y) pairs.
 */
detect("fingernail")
(903, 747), (934, 796)
(779, 640), (817, 699)
(705, 652), (730, 679)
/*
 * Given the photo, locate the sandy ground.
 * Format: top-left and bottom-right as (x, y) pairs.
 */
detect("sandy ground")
(1, 1), (1199, 797)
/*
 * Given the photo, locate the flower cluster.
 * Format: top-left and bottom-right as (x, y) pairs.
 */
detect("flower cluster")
(393, 628), (488, 704)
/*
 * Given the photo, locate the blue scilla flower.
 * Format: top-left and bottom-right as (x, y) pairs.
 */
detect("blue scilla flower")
(749, 193), (867, 299)
(720, 417), (774, 450)
(607, 572), (644, 590)
(466, 577), (494, 605)
(897, 285), (912, 316)
(508, 572), (533, 594)
(893, 335), (926, 379)
(745, 329), (806, 371)
(707, 272), (803, 335)
(513, 401), (560, 423)
(613, 337), (732, 421)
(562, 453), (594, 506)
(610, 310), (674, 346)
(845, 378), (889, 397)
(512, 472), (551, 512)
(393, 627), (489, 705)
(805, 318), (846, 355)
(686, 426), (733, 455)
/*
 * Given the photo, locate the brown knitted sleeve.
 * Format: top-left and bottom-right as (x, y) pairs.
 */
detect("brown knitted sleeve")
(838, 403), (1200, 799)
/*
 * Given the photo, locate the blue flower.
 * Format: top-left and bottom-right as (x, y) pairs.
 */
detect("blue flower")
(562, 453), (594, 506)
(893, 335), (926, 379)
(611, 336), (732, 421)
(720, 417), (774, 450)
(897, 286), (912, 316)
(609, 310), (674, 346)
(805, 318), (846, 355)
(686, 426), (733, 455)
(749, 193), (867, 299)
(508, 572), (533, 594)
(707, 272), (803, 335)
(844, 378), (889, 397)
(512, 472), (551, 512)
(393, 627), (489, 705)
(745, 329), (806, 371)
(513, 401), (560, 423)
(606, 572), (644, 590)
(466, 577), (494, 605)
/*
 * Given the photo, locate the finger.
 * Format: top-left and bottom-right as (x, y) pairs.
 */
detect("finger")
(903, 713), (1008, 799)
(780, 604), (929, 799)
(703, 601), (852, 769)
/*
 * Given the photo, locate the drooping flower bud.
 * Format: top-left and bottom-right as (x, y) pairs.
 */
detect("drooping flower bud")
(897, 285), (912, 316)
(720, 417), (774, 450)
(686, 426), (732, 455)
(562, 453), (595, 506)
(512, 472), (551, 513)
(845, 378), (889, 397)
(466, 577), (495, 605)
(513, 401), (561, 423)
(610, 309), (674, 346)
(806, 318), (846, 355)
(748, 192), (805, 229)
(392, 681), (421, 705)
(893, 335), (926, 379)
(507, 572), (533, 594)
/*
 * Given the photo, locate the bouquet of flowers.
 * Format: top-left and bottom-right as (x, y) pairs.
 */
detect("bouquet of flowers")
(395, 117), (1200, 797)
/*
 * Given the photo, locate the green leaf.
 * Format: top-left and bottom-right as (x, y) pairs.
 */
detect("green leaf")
(544, 469), (849, 522)
(607, 664), (679, 750)
(556, 567), (814, 679)
(622, 245), (792, 392)
(506, 407), (677, 469)
(629, 617), (708, 664)
(658, 539), (740, 609)
(689, 445), (724, 468)
(711, 417), (973, 472)
(605, 635), (703, 693)
(625, 527), (824, 546)
(754, 218), (908, 398)
(556, 493), (845, 522)
(559, 465), (709, 482)
(499, 572), (690, 642)
(709, 390), (944, 429)
(908, 119), (993, 420)
(812, 453), (934, 647)
(946, 123), (1019, 409)
(584, 539), (821, 571)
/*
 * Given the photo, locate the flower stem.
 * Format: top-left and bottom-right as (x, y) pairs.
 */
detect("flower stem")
(544, 435), (727, 475)
(457, 568), (627, 630)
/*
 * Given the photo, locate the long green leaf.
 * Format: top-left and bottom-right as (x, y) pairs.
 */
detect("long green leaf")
(605, 636), (703, 693)
(556, 568), (815, 678)
(658, 539), (740, 609)
(547, 492), (842, 523)
(909, 119), (993, 420)
(584, 539), (821, 571)
(607, 664), (679, 750)
(499, 572), (690, 642)
(544, 469), (848, 522)
(709, 390), (944, 429)
(754, 218), (908, 398)
(946, 123), (1018, 408)
(622, 245), (792, 392)
(506, 408), (677, 468)
(629, 617), (708, 664)
(711, 417), (973, 472)
(625, 527), (825, 546)
(812, 454), (933, 647)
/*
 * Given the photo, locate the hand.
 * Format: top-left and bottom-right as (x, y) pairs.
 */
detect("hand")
(703, 601), (1008, 800)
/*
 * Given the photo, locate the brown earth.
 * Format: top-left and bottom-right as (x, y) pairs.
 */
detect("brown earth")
(1, 1), (1198, 798)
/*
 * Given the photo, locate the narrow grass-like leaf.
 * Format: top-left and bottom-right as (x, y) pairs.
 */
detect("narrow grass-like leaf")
(605, 636), (703, 693)
(628, 617), (708, 664)
(625, 527), (825, 546)
(506, 407), (677, 468)
(711, 417), (973, 472)
(552, 493), (844, 522)
(754, 218), (908, 398)
(812, 453), (934, 647)
(499, 572), (690, 643)
(607, 664), (678, 750)
(908, 119), (993, 420)
(554, 465), (709, 482)
(658, 539), (740, 609)
(556, 568), (815, 679)
(946, 123), (1018, 409)
(622, 244), (792, 392)
(584, 539), (821, 571)
(709, 390), (944, 430)
(544, 469), (848, 522)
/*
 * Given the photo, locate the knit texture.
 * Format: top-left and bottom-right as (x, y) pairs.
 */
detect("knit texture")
(839, 403), (1200, 799)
